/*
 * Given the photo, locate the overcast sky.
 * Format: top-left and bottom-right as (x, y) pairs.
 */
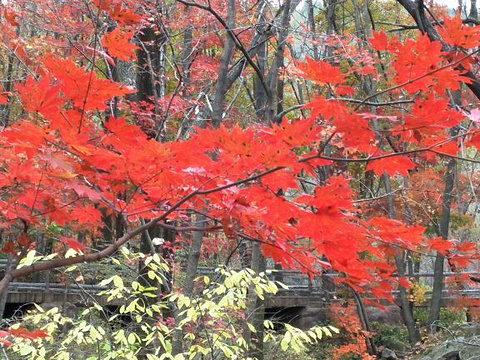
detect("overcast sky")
(434, 0), (459, 7)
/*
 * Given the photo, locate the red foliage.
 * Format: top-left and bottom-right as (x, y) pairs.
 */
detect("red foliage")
(1, 6), (480, 355)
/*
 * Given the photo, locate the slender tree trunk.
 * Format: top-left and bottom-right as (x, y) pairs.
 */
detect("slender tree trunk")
(253, 0), (268, 120)
(470, 0), (478, 19)
(382, 174), (421, 344)
(181, 6), (193, 97)
(428, 159), (456, 333)
(353, 291), (377, 356)
(211, 0), (236, 127)
(245, 241), (266, 360)
(384, 174), (419, 344)
(306, 0), (319, 60)
(325, 0), (338, 34)
(1, 54), (14, 127)
(266, 0), (301, 123)
(172, 214), (205, 355)
(0, 255), (12, 321)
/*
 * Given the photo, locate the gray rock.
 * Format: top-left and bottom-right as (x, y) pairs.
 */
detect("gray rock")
(384, 338), (410, 352)
(381, 348), (398, 359)
(366, 305), (403, 323)
(459, 340), (480, 360)
(416, 338), (480, 360)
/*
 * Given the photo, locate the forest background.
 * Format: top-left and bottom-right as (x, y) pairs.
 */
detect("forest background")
(0, 0), (479, 359)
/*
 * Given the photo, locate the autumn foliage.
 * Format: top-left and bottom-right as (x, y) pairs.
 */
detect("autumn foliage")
(0, 0), (480, 351)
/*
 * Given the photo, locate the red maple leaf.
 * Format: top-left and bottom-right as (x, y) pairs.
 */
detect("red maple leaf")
(101, 28), (139, 61)
(369, 30), (389, 51)
(42, 55), (134, 111)
(15, 76), (63, 118)
(60, 236), (85, 252)
(366, 155), (415, 176)
(9, 327), (49, 340)
(427, 236), (453, 255)
(294, 56), (345, 85)
(439, 14), (480, 49)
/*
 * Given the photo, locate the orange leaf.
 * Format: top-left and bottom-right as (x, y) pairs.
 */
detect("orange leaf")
(369, 30), (389, 51)
(60, 236), (85, 252)
(427, 236), (453, 255)
(101, 28), (139, 61)
(439, 14), (480, 49)
(366, 155), (415, 176)
(9, 327), (49, 340)
(294, 56), (345, 85)
(0, 92), (9, 104)
(4, 8), (18, 26)
(398, 277), (410, 288)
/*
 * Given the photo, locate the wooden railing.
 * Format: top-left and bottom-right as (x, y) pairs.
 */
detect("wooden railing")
(2, 261), (480, 308)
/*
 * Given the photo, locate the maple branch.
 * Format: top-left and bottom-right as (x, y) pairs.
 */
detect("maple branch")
(237, 232), (322, 275)
(0, 188), (200, 295)
(157, 223), (222, 232)
(355, 48), (480, 110)
(352, 189), (403, 203)
(396, 0), (480, 101)
(305, 129), (480, 164)
(277, 98), (414, 118)
(196, 167), (284, 195)
(339, 98), (415, 106)
(0, 125), (476, 294)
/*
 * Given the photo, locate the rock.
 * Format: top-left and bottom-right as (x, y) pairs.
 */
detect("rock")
(415, 339), (480, 360)
(414, 325), (480, 360)
(381, 348), (398, 359)
(452, 323), (480, 338)
(366, 305), (403, 323)
(459, 341), (480, 360)
(441, 350), (460, 359)
(385, 338), (410, 352)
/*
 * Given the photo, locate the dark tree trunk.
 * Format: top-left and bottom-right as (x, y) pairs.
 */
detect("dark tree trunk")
(172, 214), (205, 355)
(211, 0), (236, 127)
(428, 159), (456, 333)
(1, 54), (14, 127)
(383, 174), (421, 344)
(470, 0), (478, 19)
(245, 241), (267, 360)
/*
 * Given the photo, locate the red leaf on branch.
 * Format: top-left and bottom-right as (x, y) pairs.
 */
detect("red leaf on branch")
(294, 56), (345, 85)
(101, 28), (139, 61)
(0, 92), (9, 104)
(60, 236), (85, 252)
(369, 30), (389, 51)
(366, 155), (415, 176)
(427, 237), (453, 255)
(9, 327), (49, 340)
(1, 241), (14, 254)
(439, 14), (480, 49)
(4, 8), (18, 26)
(16, 76), (63, 118)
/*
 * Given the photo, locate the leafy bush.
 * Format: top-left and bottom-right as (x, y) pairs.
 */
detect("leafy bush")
(6, 248), (338, 359)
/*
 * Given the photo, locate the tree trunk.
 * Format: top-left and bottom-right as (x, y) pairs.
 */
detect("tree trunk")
(0, 255), (12, 321)
(245, 241), (266, 360)
(306, 0), (319, 60)
(383, 174), (421, 344)
(428, 159), (456, 333)
(172, 214), (205, 355)
(211, 0), (236, 127)
(470, 0), (478, 19)
(1, 54), (14, 127)
(253, 0), (268, 120)
(266, 0), (301, 123)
